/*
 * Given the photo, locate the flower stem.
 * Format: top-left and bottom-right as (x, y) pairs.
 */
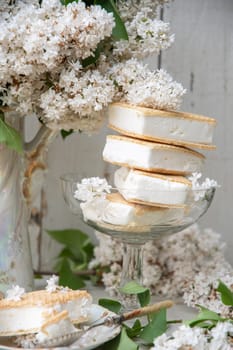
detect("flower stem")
(167, 319), (183, 324)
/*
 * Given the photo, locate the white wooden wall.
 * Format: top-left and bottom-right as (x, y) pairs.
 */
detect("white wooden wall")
(29, 0), (233, 271)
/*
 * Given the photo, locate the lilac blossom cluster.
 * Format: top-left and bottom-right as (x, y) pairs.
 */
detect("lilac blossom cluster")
(0, 0), (185, 133)
(183, 272), (233, 319)
(74, 177), (112, 202)
(151, 322), (233, 350)
(90, 224), (233, 305)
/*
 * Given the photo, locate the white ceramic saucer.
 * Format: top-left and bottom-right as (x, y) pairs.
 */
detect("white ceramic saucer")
(0, 304), (121, 350)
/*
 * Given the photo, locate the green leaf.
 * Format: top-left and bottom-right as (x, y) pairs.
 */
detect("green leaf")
(100, 327), (138, 350)
(0, 117), (23, 153)
(82, 241), (94, 262)
(73, 261), (88, 272)
(58, 258), (85, 289)
(54, 247), (78, 271)
(58, 247), (77, 260)
(119, 281), (150, 306)
(60, 0), (79, 5)
(140, 308), (167, 344)
(125, 319), (143, 338)
(185, 306), (222, 328)
(217, 280), (233, 306)
(98, 298), (122, 313)
(138, 289), (150, 307)
(80, 239), (94, 265)
(61, 129), (73, 139)
(188, 320), (217, 330)
(197, 305), (222, 319)
(47, 229), (91, 261)
(95, 0), (128, 40)
(117, 327), (138, 350)
(119, 281), (148, 295)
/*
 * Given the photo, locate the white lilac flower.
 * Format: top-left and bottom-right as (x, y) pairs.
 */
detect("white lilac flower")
(126, 68), (186, 110)
(189, 172), (218, 190)
(183, 271), (233, 318)
(90, 231), (123, 268)
(0, 0), (114, 127)
(109, 59), (186, 110)
(210, 322), (233, 349)
(102, 263), (122, 297)
(151, 323), (233, 350)
(6, 285), (25, 301)
(0, 0), (114, 78)
(189, 172), (202, 186)
(117, 0), (171, 22)
(45, 274), (59, 292)
(91, 224), (233, 299)
(152, 325), (208, 350)
(189, 173), (218, 201)
(14, 334), (38, 349)
(113, 13), (175, 59)
(201, 177), (219, 189)
(0, 0), (185, 130)
(74, 177), (112, 202)
(40, 66), (115, 129)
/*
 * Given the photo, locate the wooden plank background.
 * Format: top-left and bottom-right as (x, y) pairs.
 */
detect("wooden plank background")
(27, 0), (233, 272)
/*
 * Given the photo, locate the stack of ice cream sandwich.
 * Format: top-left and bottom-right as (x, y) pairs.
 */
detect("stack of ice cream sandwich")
(94, 102), (216, 228)
(80, 103), (216, 228)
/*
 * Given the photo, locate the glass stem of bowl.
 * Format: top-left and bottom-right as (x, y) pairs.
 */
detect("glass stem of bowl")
(119, 241), (145, 310)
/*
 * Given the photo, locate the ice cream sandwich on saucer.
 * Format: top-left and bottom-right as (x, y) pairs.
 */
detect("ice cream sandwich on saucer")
(108, 103), (216, 149)
(0, 285), (92, 336)
(103, 135), (204, 175)
(114, 167), (191, 207)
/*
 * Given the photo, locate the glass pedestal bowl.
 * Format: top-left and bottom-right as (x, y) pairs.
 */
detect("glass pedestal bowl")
(60, 173), (216, 309)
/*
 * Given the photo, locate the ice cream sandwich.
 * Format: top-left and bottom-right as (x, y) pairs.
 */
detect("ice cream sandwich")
(108, 103), (216, 149)
(114, 167), (191, 207)
(0, 286), (92, 336)
(80, 192), (185, 226)
(103, 135), (204, 175)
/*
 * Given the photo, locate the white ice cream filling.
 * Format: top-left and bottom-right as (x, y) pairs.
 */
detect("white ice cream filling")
(103, 136), (204, 173)
(108, 105), (215, 145)
(0, 297), (91, 335)
(114, 167), (189, 206)
(35, 318), (77, 343)
(80, 194), (185, 226)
